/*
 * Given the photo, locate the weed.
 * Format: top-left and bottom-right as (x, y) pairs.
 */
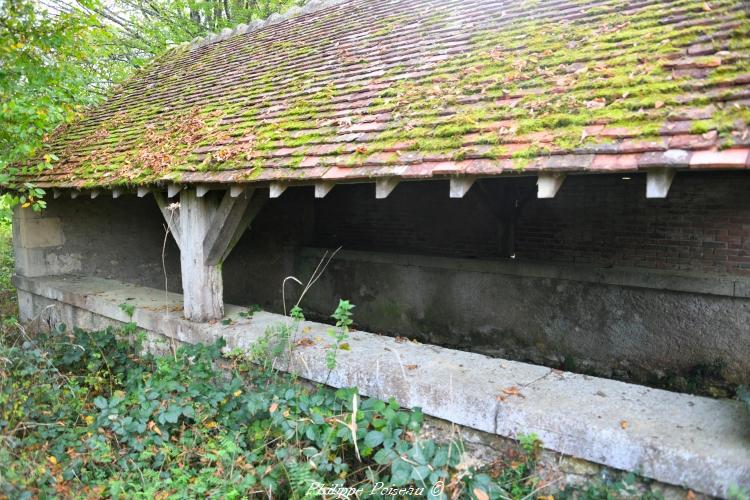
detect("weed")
(325, 299), (354, 374)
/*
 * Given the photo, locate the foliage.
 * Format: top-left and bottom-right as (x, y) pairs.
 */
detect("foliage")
(0, 225), (15, 319)
(108, 0), (304, 59)
(0, 315), (547, 498)
(557, 472), (663, 500)
(0, 0), (301, 205)
(326, 299), (354, 374)
(0, 0), (114, 207)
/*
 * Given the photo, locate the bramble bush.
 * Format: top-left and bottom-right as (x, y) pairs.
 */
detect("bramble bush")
(0, 314), (544, 499)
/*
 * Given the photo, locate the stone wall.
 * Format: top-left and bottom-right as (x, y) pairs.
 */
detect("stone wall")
(13, 195), (181, 289)
(312, 171), (750, 274)
(292, 249), (750, 388)
(13, 171), (750, 388)
(15, 274), (748, 498)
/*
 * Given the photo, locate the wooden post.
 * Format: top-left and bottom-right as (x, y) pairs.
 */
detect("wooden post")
(155, 186), (267, 322)
(449, 177), (475, 198)
(179, 189), (223, 321)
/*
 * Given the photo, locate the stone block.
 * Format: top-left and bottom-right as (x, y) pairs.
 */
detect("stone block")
(19, 217), (64, 248)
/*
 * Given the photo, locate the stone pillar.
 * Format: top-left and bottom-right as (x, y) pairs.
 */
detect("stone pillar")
(12, 203), (69, 278)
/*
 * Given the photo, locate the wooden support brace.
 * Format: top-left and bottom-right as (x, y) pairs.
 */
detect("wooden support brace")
(196, 185), (210, 197)
(269, 182), (287, 198)
(230, 185), (244, 198)
(70, 191), (79, 199)
(53, 190), (61, 199)
(153, 191), (182, 250)
(646, 168), (675, 199)
(167, 184), (181, 198)
(112, 188), (123, 199)
(315, 182), (334, 198)
(203, 189), (259, 265)
(375, 178), (400, 199)
(137, 187), (149, 198)
(537, 173), (566, 199)
(204, 189), (267, 265)
(90, 191), (99, 199)
(449, 177), (475, 198)
(155, 188), (268, 322)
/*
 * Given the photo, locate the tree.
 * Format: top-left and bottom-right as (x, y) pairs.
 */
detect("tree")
(0, 0), (113, 209)
(0, 0), (300, 210)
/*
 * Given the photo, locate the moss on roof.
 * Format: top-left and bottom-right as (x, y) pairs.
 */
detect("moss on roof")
(20, 0), (750, 188)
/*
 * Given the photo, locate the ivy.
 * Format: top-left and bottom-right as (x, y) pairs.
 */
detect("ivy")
(0, 319), (548, 498)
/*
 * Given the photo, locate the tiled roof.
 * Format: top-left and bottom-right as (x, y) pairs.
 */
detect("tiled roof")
(20, 0), (750, 188)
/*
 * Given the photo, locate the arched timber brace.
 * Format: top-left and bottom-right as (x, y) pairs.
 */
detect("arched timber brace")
(154, 187), (268, 322)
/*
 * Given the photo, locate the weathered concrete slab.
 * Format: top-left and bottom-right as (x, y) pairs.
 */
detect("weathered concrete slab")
(14, 274), (750, 497)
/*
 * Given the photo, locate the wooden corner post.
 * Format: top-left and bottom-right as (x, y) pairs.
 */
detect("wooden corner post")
(179, 189), (223, 321)
(155, 186), (267, 322)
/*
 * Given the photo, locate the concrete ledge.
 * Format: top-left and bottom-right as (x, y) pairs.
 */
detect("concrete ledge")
(14, 274), (750, 497)
(298, 247), (750, 299)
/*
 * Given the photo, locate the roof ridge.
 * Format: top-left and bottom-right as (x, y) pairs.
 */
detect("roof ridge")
(180, 0), (352, 51)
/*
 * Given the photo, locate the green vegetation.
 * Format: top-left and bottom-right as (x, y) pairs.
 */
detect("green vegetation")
(0, 310), (547, 497)
(0, 222), (14, 320)
(0, 218), (740, 498)
(0, 0), (302, 205)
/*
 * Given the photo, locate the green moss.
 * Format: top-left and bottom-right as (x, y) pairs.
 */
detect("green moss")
(44, 0), (749, 187)
(690, 120), (714, 134)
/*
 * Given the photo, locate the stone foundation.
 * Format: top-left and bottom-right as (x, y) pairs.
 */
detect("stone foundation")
(14, 275), (750, 497)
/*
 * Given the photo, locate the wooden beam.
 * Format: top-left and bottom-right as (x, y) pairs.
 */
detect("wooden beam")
(196, 185), (210, 197)
(646, 168), (675, 199)
(269, 182), (287, 198)
(153, 191), (182, 250)
(203, 189), (262, 265)
(315, 181), (334, 198)
(137, 187), (149, 198)
(163, 188), (270, 322)
(90, 191), (99, 199)
(167, 184), (181, 198)
(375, 178), (399, 199)
(179, 190), (223, 321)
(112, 188), (123, 199)
(53, 190), (61, 199)
(212, 191), (267, 265)
(449, 177), (475, 198)
(70, 191), (79, 199)
(230, 185), (244, 198)
(537, 173), (566, 199)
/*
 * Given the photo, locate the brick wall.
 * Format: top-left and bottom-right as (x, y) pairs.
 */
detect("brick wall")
(312, 171), (750, 276)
